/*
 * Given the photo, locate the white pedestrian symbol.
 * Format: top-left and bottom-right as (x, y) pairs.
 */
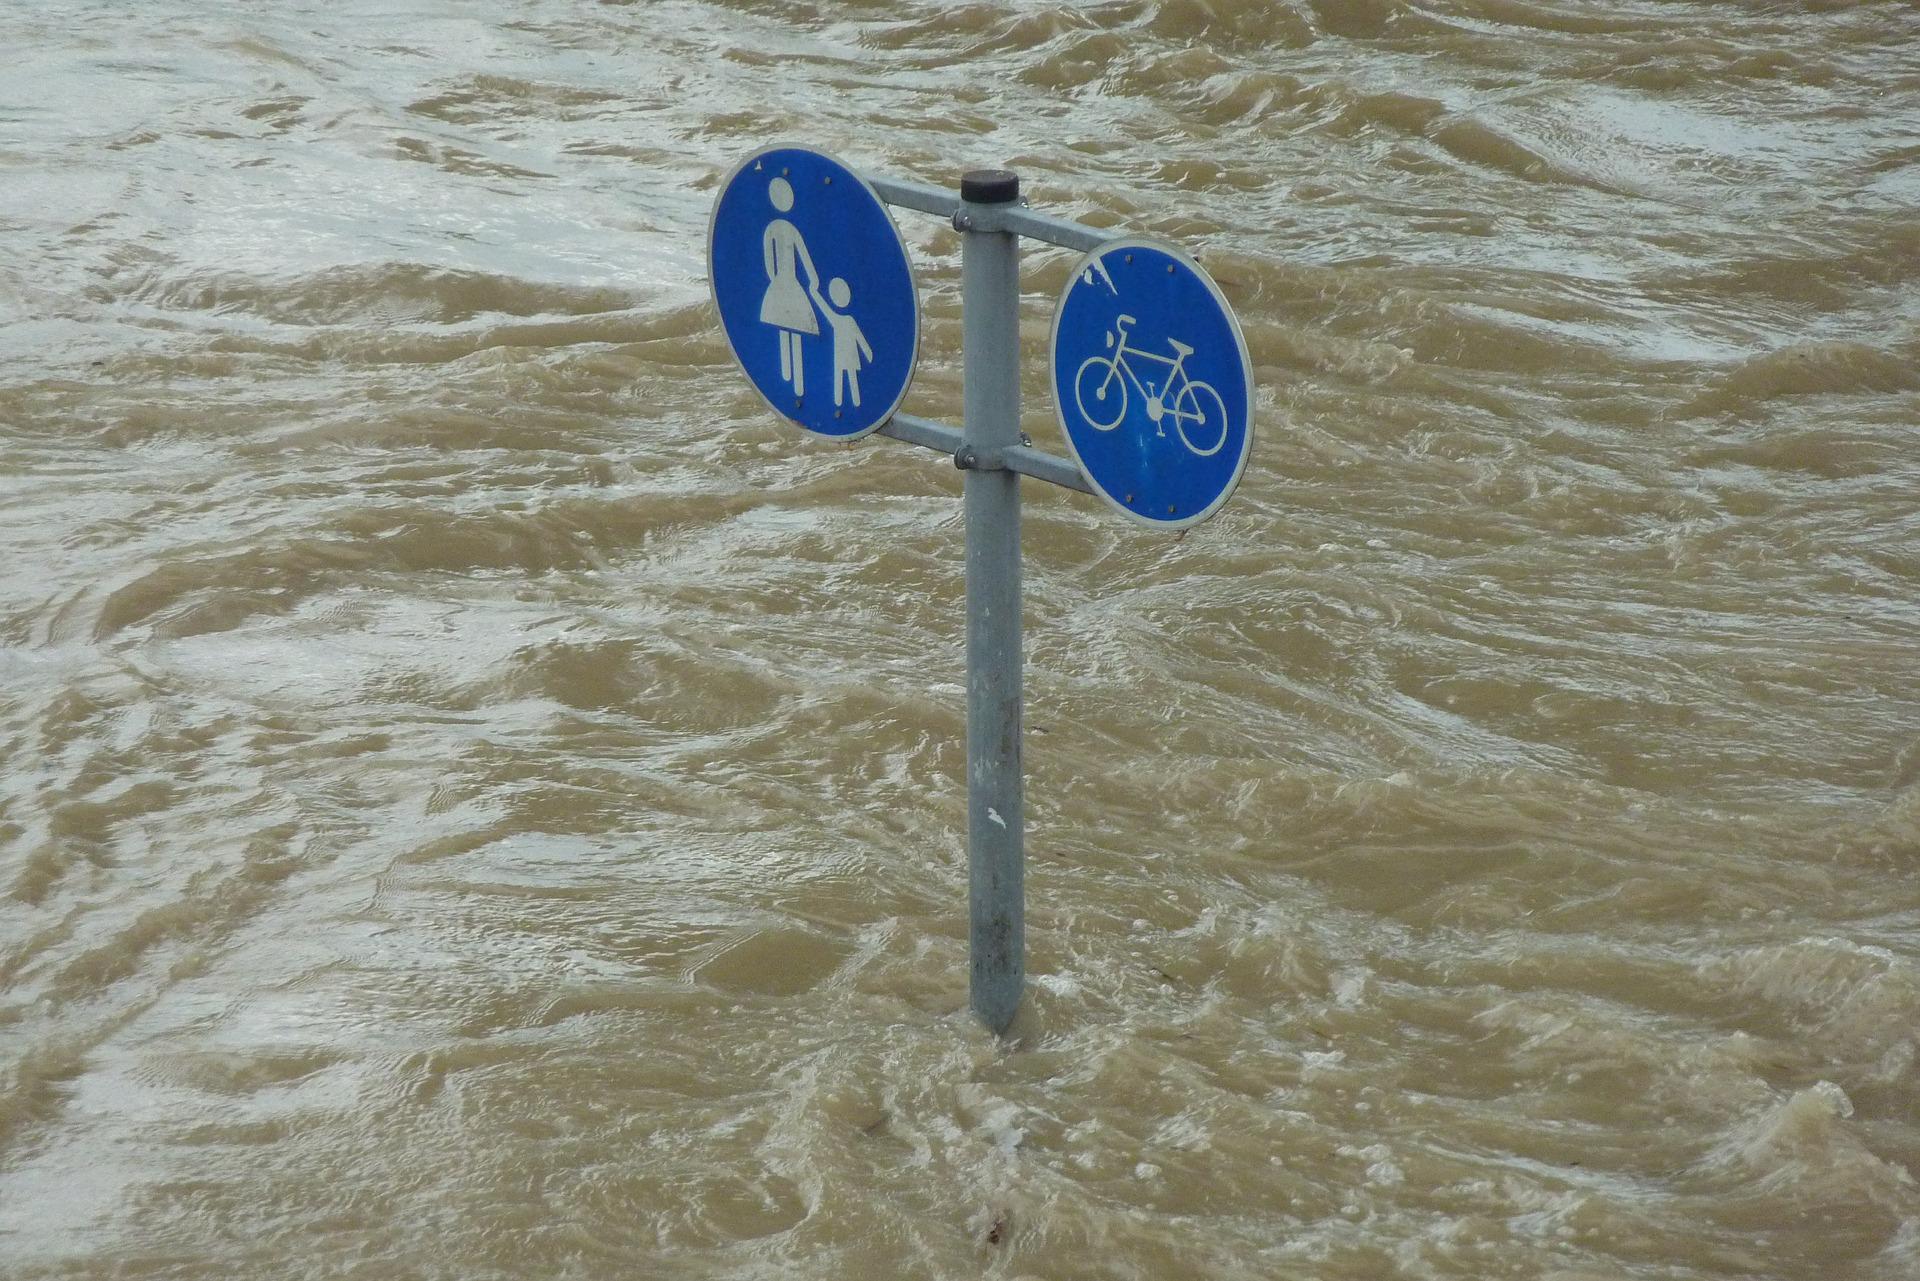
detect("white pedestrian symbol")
(757, 176), (871, 404)
(815, 278), (873, 408)
(759, 177), (820, 395)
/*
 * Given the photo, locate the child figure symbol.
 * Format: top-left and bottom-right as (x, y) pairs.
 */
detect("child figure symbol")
(813, 277), (873, 408)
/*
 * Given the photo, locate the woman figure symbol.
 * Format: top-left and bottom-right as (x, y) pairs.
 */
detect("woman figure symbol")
(758, 177), (819, 396)
(758, 177), (872, 407)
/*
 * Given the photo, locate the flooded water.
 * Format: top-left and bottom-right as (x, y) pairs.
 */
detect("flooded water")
(4, 1), (1920, 1276)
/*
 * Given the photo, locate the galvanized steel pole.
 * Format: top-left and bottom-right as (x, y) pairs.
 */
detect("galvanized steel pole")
(958, 169), (1024, 1035)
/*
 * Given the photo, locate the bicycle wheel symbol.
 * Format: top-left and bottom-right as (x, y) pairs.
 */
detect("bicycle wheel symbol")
(1172, 380), (1228, 457)
(1073, 356), (1128, 431)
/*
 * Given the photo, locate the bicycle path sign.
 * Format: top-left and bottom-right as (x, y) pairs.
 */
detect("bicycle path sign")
(709, 146), (920, 440)
(1050, 236), (1253, 529)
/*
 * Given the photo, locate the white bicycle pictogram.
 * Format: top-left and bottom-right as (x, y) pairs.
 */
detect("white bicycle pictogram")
(1072, 314), (1229, 457)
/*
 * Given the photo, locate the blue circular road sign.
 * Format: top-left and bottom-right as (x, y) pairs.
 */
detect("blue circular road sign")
(709, 146), (919, 440)
(1050, 237), (1254, 529)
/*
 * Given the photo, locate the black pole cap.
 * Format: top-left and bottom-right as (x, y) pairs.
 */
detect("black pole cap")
(960, 169), (1020, 204)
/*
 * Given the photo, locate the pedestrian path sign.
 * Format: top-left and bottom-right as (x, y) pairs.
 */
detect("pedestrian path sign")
(1049, 237), (1253, 529)
(708, 146), (920, 440)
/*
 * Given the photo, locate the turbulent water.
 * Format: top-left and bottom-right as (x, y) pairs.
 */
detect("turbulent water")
(3, 1), (1919, 1277)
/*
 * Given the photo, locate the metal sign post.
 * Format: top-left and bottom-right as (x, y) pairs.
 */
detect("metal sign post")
(958, 170), (1025, 1034)
(708, 153), (1254, 1035)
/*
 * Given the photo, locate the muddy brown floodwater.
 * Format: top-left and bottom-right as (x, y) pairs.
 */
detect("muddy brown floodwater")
(3, 2), (1919, 1278)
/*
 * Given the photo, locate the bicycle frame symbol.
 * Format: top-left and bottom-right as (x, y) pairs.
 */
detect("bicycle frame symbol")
(1073, 315), (1229, 457)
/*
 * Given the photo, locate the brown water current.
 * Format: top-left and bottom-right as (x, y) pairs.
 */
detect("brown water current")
(3, 1), (1920, 1277)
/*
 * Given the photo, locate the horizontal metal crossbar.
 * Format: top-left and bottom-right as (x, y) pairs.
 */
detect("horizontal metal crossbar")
(865, 175), (1115, 254)
(1001, 442), (1095, 494)
(876, 410), (960, 455)
(864, 174), (1104, 496)
(881, 413), (1094, 495)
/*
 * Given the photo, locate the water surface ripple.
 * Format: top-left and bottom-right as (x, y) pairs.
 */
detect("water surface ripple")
(2, 1), (1918, 1277)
